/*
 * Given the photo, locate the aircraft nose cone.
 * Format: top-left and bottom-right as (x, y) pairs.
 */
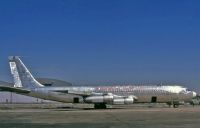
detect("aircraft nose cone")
(192, 91), (197, 97)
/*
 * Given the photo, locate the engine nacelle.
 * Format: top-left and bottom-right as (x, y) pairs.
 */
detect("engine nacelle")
(85, 94), (137, 105)
(85, 95), (114, 104)
(113, 96), (134, 105)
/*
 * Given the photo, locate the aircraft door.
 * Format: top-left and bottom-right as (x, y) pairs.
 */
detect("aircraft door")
(73, 97), (79, 103)
(151, 96), (157, 103)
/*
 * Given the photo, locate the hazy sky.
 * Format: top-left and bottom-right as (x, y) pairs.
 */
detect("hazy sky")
(0, 1), (200, 91)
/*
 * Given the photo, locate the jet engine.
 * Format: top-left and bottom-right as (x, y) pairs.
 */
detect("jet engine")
(84, 94), (114, 104)
(84, 93), (137, 105)
(113, 96), (135, 105)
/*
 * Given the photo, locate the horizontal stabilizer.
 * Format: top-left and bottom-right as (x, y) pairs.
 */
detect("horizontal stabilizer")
(0, 86), (30, 93)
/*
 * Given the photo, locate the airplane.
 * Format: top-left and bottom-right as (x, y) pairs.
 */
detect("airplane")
(0, 56), (197, 109)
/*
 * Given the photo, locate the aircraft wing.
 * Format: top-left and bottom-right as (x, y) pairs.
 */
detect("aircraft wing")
(54, 90), (92, 96)
(0, 86), (30, 94)
(53, 90), (137, 100)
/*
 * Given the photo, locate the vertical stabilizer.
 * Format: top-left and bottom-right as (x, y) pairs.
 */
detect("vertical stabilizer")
(9, 61), (22, 87)
(9, 56), (44, 89)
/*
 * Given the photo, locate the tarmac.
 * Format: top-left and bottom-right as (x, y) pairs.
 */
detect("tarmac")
(0, 103), (200, 128)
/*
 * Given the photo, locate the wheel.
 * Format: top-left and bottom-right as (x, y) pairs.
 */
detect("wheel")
(166, 102), (172, 108)
(173, 104), (179, 108)
(94, 103), (107, 109)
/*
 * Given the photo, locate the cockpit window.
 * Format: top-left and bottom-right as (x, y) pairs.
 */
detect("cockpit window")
(186, 88), (191, 92)
(180, 90), (186, 94)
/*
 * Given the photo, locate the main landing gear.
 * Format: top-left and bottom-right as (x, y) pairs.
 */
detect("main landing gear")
(173, 104), (179, 108)
(94, 103), (107, 109)
(167, 102), (180, 108)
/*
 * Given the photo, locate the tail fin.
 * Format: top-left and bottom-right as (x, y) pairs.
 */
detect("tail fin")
(9, 56), (44, 89)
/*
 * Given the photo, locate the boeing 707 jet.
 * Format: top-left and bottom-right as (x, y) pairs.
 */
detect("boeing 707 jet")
(0, 56), (197, 109)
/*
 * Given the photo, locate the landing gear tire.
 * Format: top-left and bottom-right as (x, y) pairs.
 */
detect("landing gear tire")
(167, 102), (173, 108)
(173, 104), (179, 108)
(167, 101), (180, 108)
(94, 103), (107, 109)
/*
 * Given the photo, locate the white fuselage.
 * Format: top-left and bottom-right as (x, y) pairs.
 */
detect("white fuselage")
(21, 85), (196, 104)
